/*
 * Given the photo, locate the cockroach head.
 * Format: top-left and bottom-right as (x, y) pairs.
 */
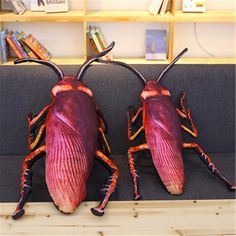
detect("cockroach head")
(141, 80), (170, 100)
(51, 76), (93, 98)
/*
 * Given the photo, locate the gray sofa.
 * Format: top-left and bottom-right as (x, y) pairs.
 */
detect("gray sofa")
(0, 63), (235, 203)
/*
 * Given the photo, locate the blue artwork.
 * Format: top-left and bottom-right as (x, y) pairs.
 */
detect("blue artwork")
(146, 29), (167, 60)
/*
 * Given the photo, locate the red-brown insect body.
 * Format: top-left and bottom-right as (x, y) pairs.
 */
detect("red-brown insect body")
(141, 80), (185, 194)
(46, 76), (98, 213)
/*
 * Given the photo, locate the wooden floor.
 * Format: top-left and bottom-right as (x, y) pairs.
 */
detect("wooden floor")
(0, 200), (235, 236)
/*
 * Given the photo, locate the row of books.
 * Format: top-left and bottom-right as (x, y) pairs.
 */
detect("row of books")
(88, 27), (167, 61)
(148, 0), (170, 15)
(1, 28), (167, 63)
(87, 26), (113, 60)
(0, 30), (52, 63)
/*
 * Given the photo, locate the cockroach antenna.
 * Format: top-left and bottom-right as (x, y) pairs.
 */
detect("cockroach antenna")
(97, 59), (147, 85)
(14, 58), (65, 80)
(77, 41), (147, 85)
(156, 48), (188, 82)
(76, 41), (115, 80)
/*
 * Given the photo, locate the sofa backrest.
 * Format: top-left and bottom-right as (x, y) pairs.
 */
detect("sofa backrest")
(0, 64), (235, 155)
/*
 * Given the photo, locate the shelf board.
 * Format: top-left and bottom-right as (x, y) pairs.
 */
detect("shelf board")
(1, 57), (236, 66)
(1, 10), (235, 23)
(2, 58), (86, 65)
(174, 10), (236, 23)
(1, 58), (170, 65)
(1, 200), (236, 235)
(109, 58), (170, 64)
(86, 10), (173, 22)
(0, 10), (84, 22)
(50, 58), (86, 65)
(178, 58), (236, 64)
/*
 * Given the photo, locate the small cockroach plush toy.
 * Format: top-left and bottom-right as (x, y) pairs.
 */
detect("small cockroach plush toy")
(96, 49), (235, 199)
(12, 42), (118, 220)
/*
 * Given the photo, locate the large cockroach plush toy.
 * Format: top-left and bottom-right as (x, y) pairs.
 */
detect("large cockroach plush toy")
(12, 42), (118, 220)
(96, 49), (235, 199)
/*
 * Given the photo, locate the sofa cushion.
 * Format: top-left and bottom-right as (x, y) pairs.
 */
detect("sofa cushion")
(1, 153), (235, 202)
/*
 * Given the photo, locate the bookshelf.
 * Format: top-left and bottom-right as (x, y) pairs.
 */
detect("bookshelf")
(0, 0), (235, 65)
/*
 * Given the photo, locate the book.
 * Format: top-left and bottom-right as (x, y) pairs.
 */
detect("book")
(23, 34), (52, 60)
(0, 30), (9, 63)
(1, 0), (13, 10)
(12, 31), (28, 57)
(87, 26), (113, 60)
(148, 0), (164, 15)
(94, 27), (112, 60)
(87, 27), (99, 55)
(45, 0), (68, 13)
(16, 32), (38, 58)
(8, 0), (27, 14)
(31, 0), (45, 11)
(145, 29), (167, 60)
(159, 0), (169, 15)
(6, 31), (28, 59)
(90, 27), (105, 59)
(6, 32), (22, 59)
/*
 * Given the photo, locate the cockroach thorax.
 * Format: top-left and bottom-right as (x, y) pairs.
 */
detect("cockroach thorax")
(51, 76), (93, 98)
(141, 80), (170, 101)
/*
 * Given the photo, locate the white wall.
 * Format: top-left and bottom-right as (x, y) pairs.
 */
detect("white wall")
(4, 0), (236, 59)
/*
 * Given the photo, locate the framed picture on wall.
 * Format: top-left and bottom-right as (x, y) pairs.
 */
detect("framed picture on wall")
(45, 0), (68, 13)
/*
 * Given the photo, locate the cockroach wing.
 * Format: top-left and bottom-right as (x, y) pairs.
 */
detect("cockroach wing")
(148, 97), (182, 142)
(45, 92), (99, 213)
(144, 97), (185, 194)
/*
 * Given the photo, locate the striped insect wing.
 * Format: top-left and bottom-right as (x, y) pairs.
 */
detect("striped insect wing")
(45, 91), (98, 213)
(144, 95), (185, 195)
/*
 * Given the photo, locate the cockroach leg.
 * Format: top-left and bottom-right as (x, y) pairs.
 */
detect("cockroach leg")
(27, 105), (49, 151)
(28, 124), (46, 151)
(12, 145), (46, 220)
(176, 108), (187, 119)
(98, 127), (111, 156)
(181, 124), (198, 138)
(27, 105), (49, 130)
(127, 106), (143, 124)
(183, 142), (236, 191)
(128, 125), (144, 142)
(128, 143), (149, 200)
(127, 106), (144, 141)
(96, 107), (108, 133)
(91, 150), (118, 216)
(176, 92), (198, 138)
(179, 92), (187, 115)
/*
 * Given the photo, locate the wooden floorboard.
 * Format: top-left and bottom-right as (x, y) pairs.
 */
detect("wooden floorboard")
(0, 200), (235, 235)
